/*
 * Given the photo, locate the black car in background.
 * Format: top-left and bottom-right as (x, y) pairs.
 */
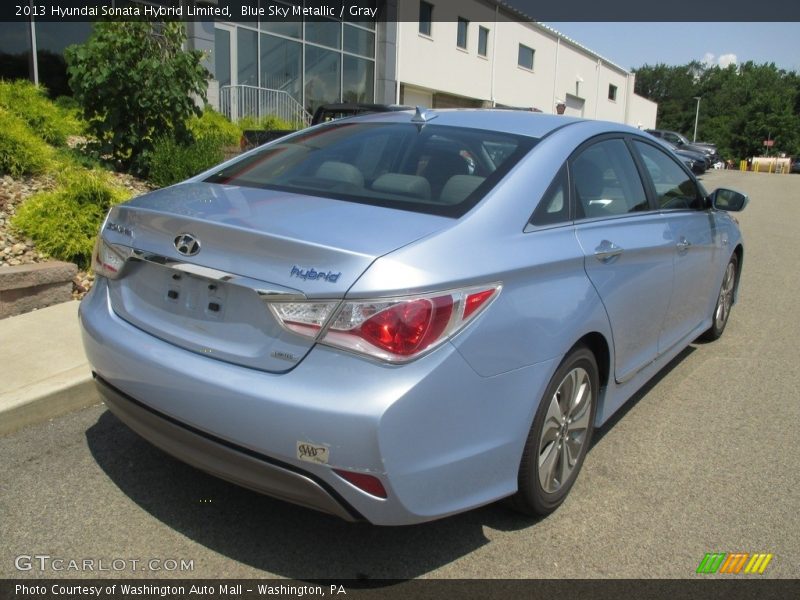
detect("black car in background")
(646, 129), (721, 165)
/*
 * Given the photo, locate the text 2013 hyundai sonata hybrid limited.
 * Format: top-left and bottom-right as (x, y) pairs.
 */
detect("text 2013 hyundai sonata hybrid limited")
(80, 109), (748, 525)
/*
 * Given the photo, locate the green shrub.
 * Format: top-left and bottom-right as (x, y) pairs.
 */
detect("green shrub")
(237, 114), (296, 131)
(146, 136), (224, 188)
(12, 168), (130, 267)
(0, 107), (54, 176)
(65, 21), (208, 173)
(0, 80), (82, 146)
(53, 146), (106, 171)
(188, 108), (242, 147)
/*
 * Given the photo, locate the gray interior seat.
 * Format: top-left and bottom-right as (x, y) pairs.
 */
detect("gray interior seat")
(372, 173), (431, 200)
(315, 161), (365, 188)
(439, 175), (485, 204)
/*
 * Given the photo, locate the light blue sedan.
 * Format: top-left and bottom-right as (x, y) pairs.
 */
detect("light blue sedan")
(80, 109), (747, 525)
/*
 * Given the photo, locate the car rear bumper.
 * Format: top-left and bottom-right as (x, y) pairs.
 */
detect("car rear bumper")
(94, 374), (361, 522)
(80, 278), (556, 525)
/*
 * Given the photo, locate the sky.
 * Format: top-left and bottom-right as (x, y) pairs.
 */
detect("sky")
(544, 23), (800, 73)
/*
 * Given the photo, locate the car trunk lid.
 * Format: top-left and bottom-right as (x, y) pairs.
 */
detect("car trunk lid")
(101, 182), (449, 373)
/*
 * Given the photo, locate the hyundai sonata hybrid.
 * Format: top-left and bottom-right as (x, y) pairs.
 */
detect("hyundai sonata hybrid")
(80, 109), (747, 525)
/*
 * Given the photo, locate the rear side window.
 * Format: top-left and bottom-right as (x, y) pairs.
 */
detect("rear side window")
(571, 138), (649, 219)
(633, 141), (702, 210)
(205, 123), (536, 217)
(530, 165), (569, 227)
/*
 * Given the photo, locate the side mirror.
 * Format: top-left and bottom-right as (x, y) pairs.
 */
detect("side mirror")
(709, 188), (749, 212)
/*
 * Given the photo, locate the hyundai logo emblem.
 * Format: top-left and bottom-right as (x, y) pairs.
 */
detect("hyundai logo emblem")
(174, 233), (201, 256)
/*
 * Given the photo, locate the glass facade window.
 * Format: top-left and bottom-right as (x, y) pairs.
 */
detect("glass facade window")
(457, 18), (468, 49)
(34, 21), (93, 97)
(343, 55), (375, 104)
(304, 45), (341, 114)
(305, 18), (342, 50)
(419, 1), (433, 36)
(478, 26), (489, 57)
(0, 22), (33, 84)
(518, 44), (535, 70)
(261, 19), (302, 39)
(344, 24), (375, 58)
(260, 33), (302, 102)
(237, 27), (259, 87)
(214, 27), (231, 87)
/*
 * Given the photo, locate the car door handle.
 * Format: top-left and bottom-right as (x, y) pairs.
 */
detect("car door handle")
(594, 240), (624, 262)
(676, 237), (692, 252)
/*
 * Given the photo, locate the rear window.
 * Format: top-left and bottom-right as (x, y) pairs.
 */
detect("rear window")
(205, 122), (536, 217)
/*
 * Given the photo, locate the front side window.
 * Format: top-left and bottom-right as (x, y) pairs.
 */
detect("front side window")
(633, 141), (702, 210)
(206, 123), (536, 218)
(571, 139), (649, 219)
(419, 1), (433, 36)
(457, 18), (469, 49)
(518, 44), (534, 70)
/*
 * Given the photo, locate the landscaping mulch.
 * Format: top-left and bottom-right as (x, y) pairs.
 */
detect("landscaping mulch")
(0, 170), (155, 299)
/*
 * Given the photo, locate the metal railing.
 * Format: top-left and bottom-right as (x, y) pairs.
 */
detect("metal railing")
(219, 85), (312, 129)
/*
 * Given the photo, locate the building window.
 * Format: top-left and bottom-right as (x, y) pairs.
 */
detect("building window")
(478, 26), (489, 57)
(344, 24), (375, 58)
(260, 33), (302, 102)
(237, 27), (258, 87)
(457, 17), (468, 49)
(518, 44), (534, 70)
(304, 45), (341, 115)
(419, 1), (433, 36)
(608, 84), (618, 101)
(305, 18), (342, 50)
(343, 55), (375, 104)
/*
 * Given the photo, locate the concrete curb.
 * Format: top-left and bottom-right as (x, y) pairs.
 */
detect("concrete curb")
(0, 301), (101, 435)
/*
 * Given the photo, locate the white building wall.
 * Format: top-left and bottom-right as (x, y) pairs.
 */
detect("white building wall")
(394, 0), (656, 128)
(628, 93), (659, 130)
(397, 0), (496, 103)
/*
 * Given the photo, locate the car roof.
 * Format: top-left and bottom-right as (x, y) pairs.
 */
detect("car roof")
(336, 108), (636, 140)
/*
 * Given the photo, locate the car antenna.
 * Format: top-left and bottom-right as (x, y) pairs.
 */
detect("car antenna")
(411, 106), (437, 130)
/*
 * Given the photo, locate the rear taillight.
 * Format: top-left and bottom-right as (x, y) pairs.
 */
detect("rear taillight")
(92, 237), (132, 280)
(268, 284), (501, 363)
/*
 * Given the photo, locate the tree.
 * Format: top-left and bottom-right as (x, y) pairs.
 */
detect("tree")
(65, 22), (208, 173)
(634, 61), (800, 160)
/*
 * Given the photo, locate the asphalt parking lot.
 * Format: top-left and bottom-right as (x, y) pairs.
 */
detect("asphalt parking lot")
(1, 170), (798, 580)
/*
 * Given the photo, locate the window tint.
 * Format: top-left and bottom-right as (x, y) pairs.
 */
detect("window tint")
(530, 165), (570, 227)
(205, 123), (536, 218)
(634, 141), (702, 210)
(572, 139), (649, 219)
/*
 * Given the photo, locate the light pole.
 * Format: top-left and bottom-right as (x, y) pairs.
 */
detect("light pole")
(692, 96), (702, 142)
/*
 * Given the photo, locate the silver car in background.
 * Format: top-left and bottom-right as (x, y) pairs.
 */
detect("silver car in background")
(80, 109), (747, 525)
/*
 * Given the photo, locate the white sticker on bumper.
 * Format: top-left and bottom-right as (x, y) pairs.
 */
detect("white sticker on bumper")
(297, 442), (330, 464)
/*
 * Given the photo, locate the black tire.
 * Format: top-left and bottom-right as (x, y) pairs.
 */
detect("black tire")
(701, 254), (738, 341)
(509, 345), (598, 516)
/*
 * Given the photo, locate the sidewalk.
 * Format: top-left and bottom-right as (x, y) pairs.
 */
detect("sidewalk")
(0, 301), (99, 435)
